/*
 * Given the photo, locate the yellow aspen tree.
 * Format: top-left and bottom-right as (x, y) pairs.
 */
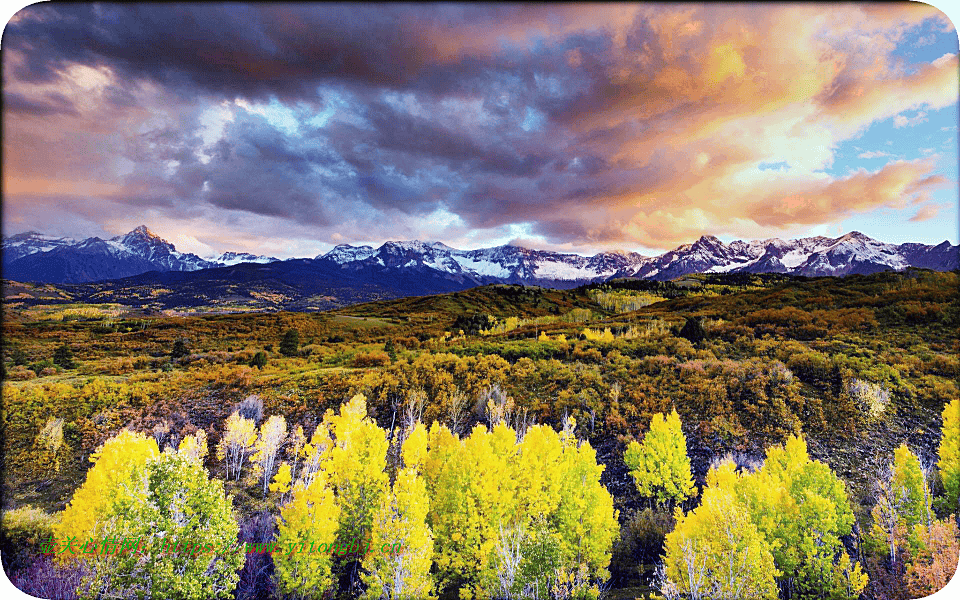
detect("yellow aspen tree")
(890, 444), (930, 529)
(663, 470), (779, 600)
(551, 418), (619, 588)
(868, 443), (930, 563)
(54, 429), (159, 555)
(286, 425), (307, 478)
(273, 471), (341, 600)
(361, 466), (435, 599)
(401, 422), (429, 470)
(81, 451), (243, 600)
(318, 394), (390, 551)
(421, 421), (519, 599)
(270, 462), (293, 504)
(216, 411), (257, 481)
(937, 399), (959, 512)
(623, 409), (696, 506)
(506, 419), (619, 599)
(732, 436), (866, 599)
(34, 417), (65, 477)
(178, 429), (208, 463)
(295, 424), (330, 491)
(462, 422), (521, 599)
(251, 414), (288, 496)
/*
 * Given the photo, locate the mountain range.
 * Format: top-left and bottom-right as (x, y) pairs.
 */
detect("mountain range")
(2, 226), (277, 284)
(317, 231), (957, 285)
(2, 227), (956, 297)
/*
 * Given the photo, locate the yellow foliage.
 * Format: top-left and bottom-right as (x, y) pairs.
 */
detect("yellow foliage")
(177, 429), (208, 463)
(422, 419), (618, 598)
(216, 411), (257, 480)
(402, 422), (429, 469)
(317, 394), (389, 545)
(362, 467), (435, 599)
(274, 472), (341, 599)
(665, 486), (779, 600)
(54, 430), (159, 556)
(270, 463), (293, 497)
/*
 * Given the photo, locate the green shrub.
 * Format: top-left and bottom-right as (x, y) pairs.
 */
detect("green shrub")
(53, 344), (76, 369)
(250, 351), (268, 369)
(1, 505), (57, 570)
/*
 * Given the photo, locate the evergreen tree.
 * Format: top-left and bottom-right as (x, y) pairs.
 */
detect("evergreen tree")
(280, 329), (300, 357)
(678, 317), (705, 344)
(171, 339), (189, 359)
(53, 344), (75, 369)
(250, 351), (268, 370)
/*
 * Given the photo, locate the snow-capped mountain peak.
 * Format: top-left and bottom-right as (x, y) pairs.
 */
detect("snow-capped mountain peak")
(321, 244), (378, 263)
(127, 224), (161, 240)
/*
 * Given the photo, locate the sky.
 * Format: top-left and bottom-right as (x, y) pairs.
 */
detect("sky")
(2, 2), (958, 259)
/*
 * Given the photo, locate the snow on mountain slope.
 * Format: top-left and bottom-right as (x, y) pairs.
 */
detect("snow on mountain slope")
(796, 232), (910, 276)
(1, 231), (78, 264)
(4, 226), (957, 285)
(322, 244), (378, 263)
(3, 225), (279, 283)
(312, 231), (956, 285)
(208, 251), (280, 266)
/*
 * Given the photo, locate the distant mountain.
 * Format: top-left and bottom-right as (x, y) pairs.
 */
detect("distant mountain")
(317, 232), (957, 284)
(206, 251), (280, 266)
(319, 240), (647, 287)
(2, 227), (956, 291)
(2, 225), (278, 283)
(2, 231), (78, 263)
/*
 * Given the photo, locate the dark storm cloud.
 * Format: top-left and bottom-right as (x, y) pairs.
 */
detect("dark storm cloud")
(353, 100), (554, 178)
(4, 3), (438, 102)
(170, 111), (343, 224)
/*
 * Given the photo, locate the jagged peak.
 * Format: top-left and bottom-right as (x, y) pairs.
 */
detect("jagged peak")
(129, 225), (160, 238)
(836, 231), (873, 242)
(112, 225), (166, 244)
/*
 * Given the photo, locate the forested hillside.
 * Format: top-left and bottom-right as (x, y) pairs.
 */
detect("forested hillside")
(2, 269), (958, 599)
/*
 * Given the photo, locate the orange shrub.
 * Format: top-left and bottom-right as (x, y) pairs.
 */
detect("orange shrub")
(352, 351), (391, 368)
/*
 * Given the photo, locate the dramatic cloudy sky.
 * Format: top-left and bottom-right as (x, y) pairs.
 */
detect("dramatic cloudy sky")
(2, 3), (958, 258)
